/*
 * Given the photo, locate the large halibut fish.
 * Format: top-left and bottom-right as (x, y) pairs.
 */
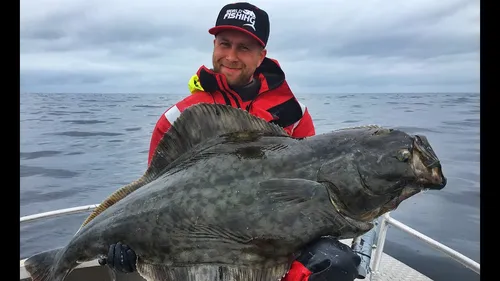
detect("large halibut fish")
(24, 103), (447, 281)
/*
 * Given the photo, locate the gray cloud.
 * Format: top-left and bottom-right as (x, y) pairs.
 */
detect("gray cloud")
(20, 0), (479, 94)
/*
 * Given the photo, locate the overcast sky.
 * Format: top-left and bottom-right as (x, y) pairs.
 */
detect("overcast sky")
(20, 0), (479, 94)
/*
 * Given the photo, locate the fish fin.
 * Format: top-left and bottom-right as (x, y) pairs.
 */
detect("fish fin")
(258, 178), (373, 237)
(78, 177), (149, 231)
(79, 104), (289, 230)
(149, 103), (289, 172)
(136, 262), (289, 281)
(334, 124), (382, 131)
(258, 178), (326, 206)
(24, 247), (69, 281)
(136, 261), (172, 281)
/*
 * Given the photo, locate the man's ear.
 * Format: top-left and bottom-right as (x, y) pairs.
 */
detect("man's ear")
(258, 48), (267, 66)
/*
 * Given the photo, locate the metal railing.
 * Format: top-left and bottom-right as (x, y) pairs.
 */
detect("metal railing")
(20, 204), (99, 223)
(369, 212), (480, 277)
(19, 205), (480, 279)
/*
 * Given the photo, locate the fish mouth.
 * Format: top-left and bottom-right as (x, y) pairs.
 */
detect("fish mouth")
(410, 135), (447, 190)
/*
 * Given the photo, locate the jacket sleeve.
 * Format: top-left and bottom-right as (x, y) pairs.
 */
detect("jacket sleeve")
(291, 104), (316, 138)
(147, 105), (176, 166)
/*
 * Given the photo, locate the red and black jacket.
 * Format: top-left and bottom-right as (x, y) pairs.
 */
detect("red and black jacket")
(147, 57), (315, 166)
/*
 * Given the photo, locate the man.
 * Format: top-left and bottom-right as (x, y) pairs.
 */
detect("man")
(100, 2), (361, 281)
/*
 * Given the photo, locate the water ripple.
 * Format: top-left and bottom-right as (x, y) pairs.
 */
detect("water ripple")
(20, 165), (79, 178)
(20, 150), (62, 160)
(48, 131), (124, 137)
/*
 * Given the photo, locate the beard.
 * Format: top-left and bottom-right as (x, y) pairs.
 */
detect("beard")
(213, 60), (253, 87)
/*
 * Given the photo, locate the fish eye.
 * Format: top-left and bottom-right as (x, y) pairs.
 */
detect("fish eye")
(396, 149), (411, 162)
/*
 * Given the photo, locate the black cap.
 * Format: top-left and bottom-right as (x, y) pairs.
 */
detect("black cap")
(208, 2), (270, 47)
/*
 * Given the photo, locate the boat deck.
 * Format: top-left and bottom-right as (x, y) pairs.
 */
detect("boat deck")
(344, 238), (432, 281)
(354, 248), (433, 281)
(19, 238), (433, 281)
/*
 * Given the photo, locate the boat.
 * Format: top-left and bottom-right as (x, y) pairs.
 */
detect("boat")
(19, 204), (480, 281)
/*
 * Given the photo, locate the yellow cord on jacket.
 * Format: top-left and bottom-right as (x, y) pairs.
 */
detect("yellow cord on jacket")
(188, 74), (204, 94)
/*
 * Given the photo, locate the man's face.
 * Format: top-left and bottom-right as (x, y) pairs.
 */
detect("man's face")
(212, 30), (267, 87)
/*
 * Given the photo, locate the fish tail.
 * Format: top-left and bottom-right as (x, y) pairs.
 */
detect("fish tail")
(24, 247), (69, 281)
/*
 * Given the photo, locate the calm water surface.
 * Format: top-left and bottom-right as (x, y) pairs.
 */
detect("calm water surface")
(20, 92), (480, 281)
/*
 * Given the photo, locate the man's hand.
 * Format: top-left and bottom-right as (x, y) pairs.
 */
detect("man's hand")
(98, 242), (137, 273)
(283, 237), (361, 281)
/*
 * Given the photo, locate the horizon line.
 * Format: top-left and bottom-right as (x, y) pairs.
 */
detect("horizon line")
(20, 91), (480, 95)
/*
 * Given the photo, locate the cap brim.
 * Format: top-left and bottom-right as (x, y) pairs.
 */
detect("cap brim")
(209, 25), (265, 47)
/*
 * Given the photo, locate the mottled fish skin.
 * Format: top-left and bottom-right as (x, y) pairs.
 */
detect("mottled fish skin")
(24, 103), (447, 281)
(78, 103), (292, 232)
